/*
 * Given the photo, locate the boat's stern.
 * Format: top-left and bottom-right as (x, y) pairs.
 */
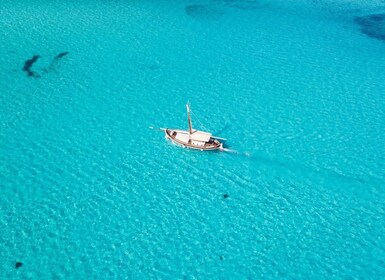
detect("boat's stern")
(218, 142), (224, 151)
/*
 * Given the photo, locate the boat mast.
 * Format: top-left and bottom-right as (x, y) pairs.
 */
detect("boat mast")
(186, 103), (193, 135)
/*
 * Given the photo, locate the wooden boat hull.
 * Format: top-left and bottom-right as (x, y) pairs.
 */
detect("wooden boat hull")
(165, 129), (223, 151)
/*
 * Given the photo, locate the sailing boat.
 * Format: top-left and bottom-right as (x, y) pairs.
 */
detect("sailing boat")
(163, 104), (225, 151)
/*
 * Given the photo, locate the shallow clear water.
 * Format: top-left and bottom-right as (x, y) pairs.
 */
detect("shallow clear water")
(1, 0), (385, 278)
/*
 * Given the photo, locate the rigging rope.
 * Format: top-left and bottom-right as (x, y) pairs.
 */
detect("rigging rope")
(190, 108), (211, 132)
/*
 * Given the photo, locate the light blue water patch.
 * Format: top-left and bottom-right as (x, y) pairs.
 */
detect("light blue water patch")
(1, 0), (385, 279)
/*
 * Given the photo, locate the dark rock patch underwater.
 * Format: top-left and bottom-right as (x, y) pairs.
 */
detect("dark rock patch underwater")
(22, 52), (69, 77)
(22, 55), (40, 77)
(355, 13), (385, 41)
(55, 51), (69, 59)
(214, 0), (263, 10)
(185, 0), (264, 21)
(44, 51), (70, 73)
(185, 4), (225, 20)
(15, 262), (23, 269)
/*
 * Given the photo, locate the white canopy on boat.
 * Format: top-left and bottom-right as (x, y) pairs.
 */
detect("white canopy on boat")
(173, 130), (212, 143)
(175, 133), (190, 143)
(190, 130), (212, 142)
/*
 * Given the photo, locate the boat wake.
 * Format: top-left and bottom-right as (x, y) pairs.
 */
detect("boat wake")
(222, 148), (251, 157)
(221, 148), (236, 153)
(226, 149), (380, 190)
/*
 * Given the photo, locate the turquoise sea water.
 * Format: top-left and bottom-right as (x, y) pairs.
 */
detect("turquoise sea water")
(1, 0), (385, 278)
